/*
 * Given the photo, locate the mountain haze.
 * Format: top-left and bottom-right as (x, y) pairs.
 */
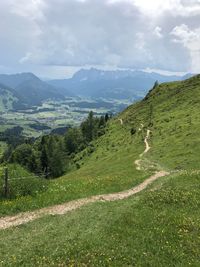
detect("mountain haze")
(0, 69), (192, 112)
(0, 73), (64, 109)
(49, 68), (192, 99)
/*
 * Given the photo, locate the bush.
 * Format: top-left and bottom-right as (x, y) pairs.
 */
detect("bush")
(130, 128), (136, 135)
(7, 177), (48, 199)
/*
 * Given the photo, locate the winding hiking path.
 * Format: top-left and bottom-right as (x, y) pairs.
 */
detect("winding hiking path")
(0, 126), (169, 230)
(135, 128), (150, 170)
(119, 118), (123, 125)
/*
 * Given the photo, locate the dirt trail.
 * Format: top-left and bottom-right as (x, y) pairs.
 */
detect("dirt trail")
(0, 127), (169, 230)
(119, 118), (123, 125)
(135, 128), (150, 170)
(0, 172), (168, 230)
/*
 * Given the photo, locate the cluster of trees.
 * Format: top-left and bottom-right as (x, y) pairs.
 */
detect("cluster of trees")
(3, 112), (111, 178)
(11, 135), (66, 178)
(0, 126), (26, 147)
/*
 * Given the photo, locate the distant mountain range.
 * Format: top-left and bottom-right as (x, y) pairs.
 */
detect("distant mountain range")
(48, 68), (193, 99)
(0, 73), (65, 110)
(0, 69), (193, 111)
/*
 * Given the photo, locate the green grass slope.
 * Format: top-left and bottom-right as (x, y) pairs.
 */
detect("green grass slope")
(1, 75), (200, 215)
(0, 164), (48, 200)
(0, 119), (151, 215)
(0, 172), (199, 266)
(121, 75), (200, 170)
(0, 75), (200, 266)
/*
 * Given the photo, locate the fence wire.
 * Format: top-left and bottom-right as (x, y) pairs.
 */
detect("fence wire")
(0, 168), (50, 199)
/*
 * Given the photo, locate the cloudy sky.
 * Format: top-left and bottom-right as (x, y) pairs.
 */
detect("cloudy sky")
(0, 0), (200, 78)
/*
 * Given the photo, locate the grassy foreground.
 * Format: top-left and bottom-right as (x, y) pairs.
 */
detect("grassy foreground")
(0, 172), (199, 266)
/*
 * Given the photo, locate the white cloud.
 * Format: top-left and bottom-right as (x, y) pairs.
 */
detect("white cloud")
(10, 0), (45, 20)
(133, 0), (200, 17)
(19, 52), (33, 64)
(0, 0), (200, 76)
(153, 27), (163, 39)
(171, 24), (200, 72)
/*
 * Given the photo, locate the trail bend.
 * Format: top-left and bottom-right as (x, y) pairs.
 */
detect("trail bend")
(0, 126), (169, 230)
(135, 129), (150, 170)
(119, 118), (123, 125)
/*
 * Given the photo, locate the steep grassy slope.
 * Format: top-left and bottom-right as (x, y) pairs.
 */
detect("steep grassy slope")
(120, 74), (200, 170)
(0, 75), (200, 266)
(1, 75), (200, 216)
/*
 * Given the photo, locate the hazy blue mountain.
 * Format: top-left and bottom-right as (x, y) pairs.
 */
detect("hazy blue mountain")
(0, 73), (66, 109)
(0, 70), (194, 111)
(0, 73), (39, 88)
(49, 68), (193, 99)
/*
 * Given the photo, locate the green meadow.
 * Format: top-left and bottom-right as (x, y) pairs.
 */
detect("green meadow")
(0, 172), (199, 266)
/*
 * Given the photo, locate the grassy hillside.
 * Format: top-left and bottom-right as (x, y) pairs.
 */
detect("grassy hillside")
(0, 119), (151, 215)
(0, 75), (200, 266)
(1, 75), (200, 215)
(0, 84), (18, 112)
(120, 75), (200, 170)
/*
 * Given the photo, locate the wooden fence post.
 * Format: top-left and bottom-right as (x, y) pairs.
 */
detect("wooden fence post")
(4, 167), (8, 198)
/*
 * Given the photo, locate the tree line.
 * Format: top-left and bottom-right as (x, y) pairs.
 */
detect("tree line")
(2, 112), (111, 178)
